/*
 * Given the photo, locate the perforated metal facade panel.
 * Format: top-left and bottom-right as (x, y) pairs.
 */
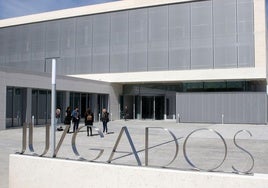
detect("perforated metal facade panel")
(110, 11), (128, 73)
(176, 92), (266, 124)
(214, 0), (237, 68)
(0, 0), (255, 75)
(92, 13), (110, 73)
(148, 6), (169, 71)
(237, 0), (254, 67)
(76, 16), (93, 74)
(169, 4), (191, 70)
(191, 1), (213, 69)
(45, 21), (60, 58)
(128, 8), (148, 72)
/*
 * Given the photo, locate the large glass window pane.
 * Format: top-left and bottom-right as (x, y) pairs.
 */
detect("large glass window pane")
(98, 94), (109, 114)
(142, 96), (154, 119)
(32, 89), (38, 124)
(183, 82), (203, 92)
(226, 81), (245, 91)
(6, 88), (13, 128)
(81, 93), (87, 118)
(38, 90), (48, 124)
(13, 88), (24, 127)
(204, 82), (226, 91)
(6, 87), (26, 128)
(56, 91), (64, 121)
(73, 93), (81, 108)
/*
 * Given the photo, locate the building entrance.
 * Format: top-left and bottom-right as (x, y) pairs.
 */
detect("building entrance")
(155, 96), (165, 120)
(141, 96), (165, 120)
(142, 96), (154, 119)
(122, 95), (165, 120)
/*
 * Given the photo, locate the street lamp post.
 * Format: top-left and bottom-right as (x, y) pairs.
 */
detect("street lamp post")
(51, 59), (56, 157)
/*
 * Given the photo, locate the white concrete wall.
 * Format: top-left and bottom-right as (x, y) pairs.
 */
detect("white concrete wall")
(9, 154), (268, 188)
(254, 0), (266, 69)
(0, 72), (7, 130)
(72, 67), (265, 83)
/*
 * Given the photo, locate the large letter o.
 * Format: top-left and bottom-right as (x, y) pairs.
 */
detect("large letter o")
(183, 128), (227, 171)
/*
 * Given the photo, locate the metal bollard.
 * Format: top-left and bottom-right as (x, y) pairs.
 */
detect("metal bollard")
(221, 114), (224, 124)
(71, 120), (73, 130)
(31, 116), (35, 127)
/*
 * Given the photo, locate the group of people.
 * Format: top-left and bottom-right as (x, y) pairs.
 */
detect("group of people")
(60, 106), (110, 136)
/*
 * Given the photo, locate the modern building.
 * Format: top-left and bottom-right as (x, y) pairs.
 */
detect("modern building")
(0, 0), (267, 129)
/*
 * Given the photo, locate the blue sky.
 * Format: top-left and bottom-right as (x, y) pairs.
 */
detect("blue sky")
(0, 0), (118, 19)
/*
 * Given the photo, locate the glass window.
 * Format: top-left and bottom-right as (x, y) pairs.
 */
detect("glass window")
(204, 82), (226, 90)
(183, 82), (204, 92)
(6, 87), (26, 128)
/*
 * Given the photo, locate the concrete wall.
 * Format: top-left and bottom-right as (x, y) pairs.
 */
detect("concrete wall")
(254, 0), (266, 70)
(9, 154), (268, 188)
(0, 72), (7, 130)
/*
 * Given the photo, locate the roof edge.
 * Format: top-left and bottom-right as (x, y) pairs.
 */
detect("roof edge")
(0, 0), (195, 27)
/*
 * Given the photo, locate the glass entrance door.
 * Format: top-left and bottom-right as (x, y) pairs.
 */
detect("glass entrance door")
(155, 96), (164, 120)
(133, 95), (165, 120)
(142, 96), (154, 119)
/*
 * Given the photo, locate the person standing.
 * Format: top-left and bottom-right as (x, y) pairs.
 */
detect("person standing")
(71, 107), (80, 133)
(101, 108), (109, 134)
(64, 106), (72, 133)
(123, 106), (128, 121)
(56, 107), (62, 131)
(85, 108), (94, 136)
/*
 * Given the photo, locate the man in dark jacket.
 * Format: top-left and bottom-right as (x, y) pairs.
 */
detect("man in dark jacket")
(85, 108), (94, 136)
(101, 108), (109, 134)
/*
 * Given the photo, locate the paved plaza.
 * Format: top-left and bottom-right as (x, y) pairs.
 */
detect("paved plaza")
(1, 120), (268, 188)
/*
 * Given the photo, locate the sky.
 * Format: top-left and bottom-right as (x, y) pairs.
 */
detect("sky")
(0, 0), (118, 19)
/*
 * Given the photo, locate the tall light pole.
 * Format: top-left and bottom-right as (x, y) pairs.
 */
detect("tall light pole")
(51, 59), (56, 157)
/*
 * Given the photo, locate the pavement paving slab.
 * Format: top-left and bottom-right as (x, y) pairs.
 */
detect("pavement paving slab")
(1, 120), (268, 188)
